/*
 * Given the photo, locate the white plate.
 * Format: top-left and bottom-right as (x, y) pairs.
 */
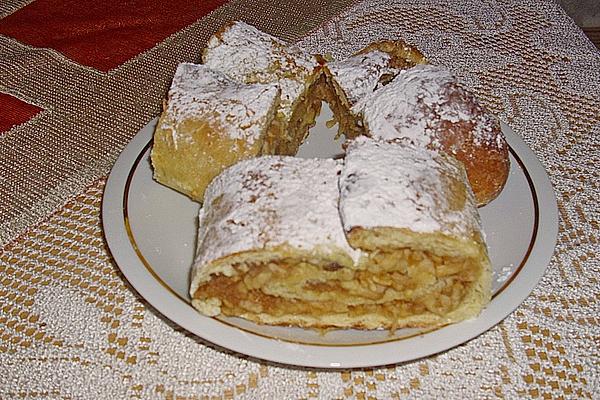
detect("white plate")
(102, 105), (558, 368)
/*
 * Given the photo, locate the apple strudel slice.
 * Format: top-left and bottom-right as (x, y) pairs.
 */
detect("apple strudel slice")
(150, 63), (280, 202)
(339, 137), (492, 328)
(203, 21), (324, 155)
(189, 156), (363, 329)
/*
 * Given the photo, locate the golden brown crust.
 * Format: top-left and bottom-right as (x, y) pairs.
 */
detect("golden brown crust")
(433, 87), (510, 206)
(150, 63), (281, 202)
(353, 63), (510, 207)
(441, 119), (510, 206)
(151, 115), (265, 201)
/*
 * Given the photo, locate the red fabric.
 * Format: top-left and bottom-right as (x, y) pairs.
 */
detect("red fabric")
(0, 0), (228, 72)
(0, 93), (42, 133)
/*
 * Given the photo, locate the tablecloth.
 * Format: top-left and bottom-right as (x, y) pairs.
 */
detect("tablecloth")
(1, 0), (598, 398)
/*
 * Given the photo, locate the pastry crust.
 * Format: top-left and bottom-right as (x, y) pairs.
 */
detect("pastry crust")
(150, 63), (280, 202)
(189, 156), (363, 327)
(354, 64), (510, 206)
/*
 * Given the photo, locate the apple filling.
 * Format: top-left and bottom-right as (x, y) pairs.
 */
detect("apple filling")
(318, 77), (365, 140)
(192, 248), (481, 327)
(277, 80), (325, 155)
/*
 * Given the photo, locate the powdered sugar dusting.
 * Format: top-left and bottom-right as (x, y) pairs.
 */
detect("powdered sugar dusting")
(203, 21), (319, 120)
(339, 137), (482, 237)
(193, 156), (361, 274)
(353, 64), (506, 152)
(328, 51), (398, 105)
(161, 63), (279, 146)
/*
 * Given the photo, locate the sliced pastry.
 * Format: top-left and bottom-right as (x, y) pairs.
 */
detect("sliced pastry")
(353, 64), (510, 206)
(338, 137), (492, 328)
(190, 138), (492, 330)
(189, 156), (363, 328)
(203, 21), (324, 155)
(321, 40), (427, 139)
(151, 63), (280, 202)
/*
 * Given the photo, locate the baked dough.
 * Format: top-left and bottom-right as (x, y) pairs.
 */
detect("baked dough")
(152, 24), (498, 330)
(339, 137), (492, 327)
(353, 64), (510, 206)
(150, 63), (280, 202)
(203, 21), (324, 155)
(190, 138), (492, 330)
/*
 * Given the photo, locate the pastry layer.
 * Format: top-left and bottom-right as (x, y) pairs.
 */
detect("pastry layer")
(150, 63), (280, 202)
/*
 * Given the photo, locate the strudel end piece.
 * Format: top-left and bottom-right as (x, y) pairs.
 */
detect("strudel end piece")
(339, 137), (492, 328)
(150, 63), (280, 202)
(353, 64), (510, 206)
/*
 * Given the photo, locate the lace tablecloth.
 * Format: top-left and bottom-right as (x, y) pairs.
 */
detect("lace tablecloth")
(1, 0), (598, 398)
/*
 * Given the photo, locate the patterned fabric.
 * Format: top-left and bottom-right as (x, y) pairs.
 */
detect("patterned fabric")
(0, 92), (41, 132)
(1, 0), (598, 398)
